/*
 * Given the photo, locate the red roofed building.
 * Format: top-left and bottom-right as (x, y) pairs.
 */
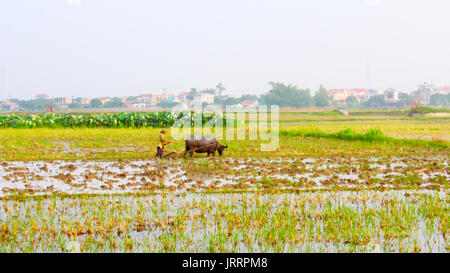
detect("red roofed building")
(350, 89), (368, 102)
(327, 89), (350, 103)
(367, 89), (379, 97)
(36, 94), (49, 99)
(435, 86), (450, 95)
(137, 94), (152, 98)
(349, 89), (379, 102)
(240, 100), (259, 108)
(136, 93), (162, 105)
(123, 101), (135, 108)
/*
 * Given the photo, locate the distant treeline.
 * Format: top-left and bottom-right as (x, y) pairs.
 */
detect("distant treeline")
(3, 82), (450, 112)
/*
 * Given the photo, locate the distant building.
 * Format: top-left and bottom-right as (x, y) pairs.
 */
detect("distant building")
(240, 100), (259, 108)
(160, 94), (180, 104)
(384, 88), (399, 104)
(55, 97), (73, 105)
(136, 94), (150, 104)
(123, 101), (135, 108)
(36, 94), (49, 99)
(159, 94), (170, 103)
(327, 89), (351, 103)
(367, 89), (379, 100)
(434, 86), (450, 95)
(137, 93), (168, 106)
(178, 92), (191, 104)
(0, 100), (19, 111)
(131, 103), (151, 109)
(177, 91), (214, 105)
(349, 89), (366, 102)
(328, 88), (379, 104)
(80, 98), (91, 105)
(171, 95), (181, 103)
(194, 93), (214, 105)
(137, 94), (151, 99)
(349, 88), (378, 102)
(415, 82), (434, 105)
(136, 93), (152, 104)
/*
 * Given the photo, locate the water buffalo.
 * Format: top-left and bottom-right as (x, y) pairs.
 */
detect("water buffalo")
(183, 135), (228, 158)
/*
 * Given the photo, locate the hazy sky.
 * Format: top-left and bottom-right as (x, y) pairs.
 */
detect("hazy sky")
(1, 0), (449, 99)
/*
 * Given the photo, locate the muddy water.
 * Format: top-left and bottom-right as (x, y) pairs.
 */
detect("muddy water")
(0, 190), (446, 252)
(100, 189), (449, 252)
(0, 156), (448, 196)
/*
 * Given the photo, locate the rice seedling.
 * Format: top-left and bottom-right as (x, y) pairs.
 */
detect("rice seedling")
(0, 190), (447, 253)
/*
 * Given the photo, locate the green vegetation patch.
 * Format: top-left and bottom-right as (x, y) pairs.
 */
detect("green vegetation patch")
(410, 106), (450, 114)
(281, 128), (448, 148)
(0, 112), (219, 128)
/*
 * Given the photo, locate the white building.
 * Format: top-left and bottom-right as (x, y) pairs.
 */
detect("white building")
(131, 103), (151, 109)
(80, 98), (91, 105)
(194, 93), (215, 104)
(55, 97), (73, 105)
(416, 82), (434, 105)
(384, 88), (399, 104)
(0, 100), (19, 111)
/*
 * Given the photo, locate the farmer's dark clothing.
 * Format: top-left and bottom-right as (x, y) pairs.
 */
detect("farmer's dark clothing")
(155, 147), (163, 158)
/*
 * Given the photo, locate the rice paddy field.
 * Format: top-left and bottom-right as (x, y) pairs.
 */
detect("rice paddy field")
(0, 111), (448, 253)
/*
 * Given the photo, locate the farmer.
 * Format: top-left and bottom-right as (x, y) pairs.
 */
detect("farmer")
(155, 129), (172, 159)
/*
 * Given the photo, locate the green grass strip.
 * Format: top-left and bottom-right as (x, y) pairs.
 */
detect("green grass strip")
(410, 106), (450, 114)
(280, 128), (448, 148)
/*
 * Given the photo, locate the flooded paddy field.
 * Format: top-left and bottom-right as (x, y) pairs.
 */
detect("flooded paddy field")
(0, 156), (448, 196)
(0, 190), (447, 253)
(0, 156), (448, 253)
(0, 116), (448, 253)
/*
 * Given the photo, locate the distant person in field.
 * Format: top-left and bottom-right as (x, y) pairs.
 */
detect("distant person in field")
(155, 129), (172, 159)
